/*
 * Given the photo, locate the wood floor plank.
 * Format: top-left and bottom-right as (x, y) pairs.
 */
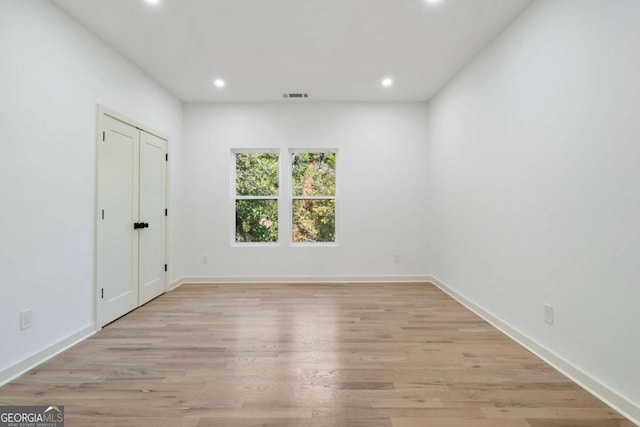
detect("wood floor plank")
(0, 283), (632, 426)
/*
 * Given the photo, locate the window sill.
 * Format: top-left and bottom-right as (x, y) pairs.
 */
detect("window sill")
(291, 242), (338, 248)
(231, 242), (281, 248)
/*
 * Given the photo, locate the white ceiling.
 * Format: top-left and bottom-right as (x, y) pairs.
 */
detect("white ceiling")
(53, 0), (533, 103)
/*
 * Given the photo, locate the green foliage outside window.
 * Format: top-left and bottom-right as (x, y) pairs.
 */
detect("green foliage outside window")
(236, 152), (279, 196)
(235, 199), (278, 242)
(292, 152), (336, 196)
(292, 199), (335, 242)
(235, 153), (279, 242)
(291, 152), (336, 243)
(234, 151), (336, 243)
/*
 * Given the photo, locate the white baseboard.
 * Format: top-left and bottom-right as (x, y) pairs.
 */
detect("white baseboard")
(427, 275), (640, 426)
(0, 324), (95, 387)
(168, 277), (184, 291)
(174, 275), (431, 285)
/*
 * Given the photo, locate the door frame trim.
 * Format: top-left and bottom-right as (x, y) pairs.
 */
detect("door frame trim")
(95, 105), (169, 330)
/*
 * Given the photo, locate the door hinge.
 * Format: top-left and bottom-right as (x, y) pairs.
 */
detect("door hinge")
(102, 131), (105, 142)
(164, 264), (167, 272)
(165, 153), (168, 161)
(101, 209), (104, 220)
(101, 288), (104, 299)
(165, 208), (168, 216)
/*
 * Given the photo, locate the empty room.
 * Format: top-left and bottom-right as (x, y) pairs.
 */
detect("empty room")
(0, 0), (639, 426)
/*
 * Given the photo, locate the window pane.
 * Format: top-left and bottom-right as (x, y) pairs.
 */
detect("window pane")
(291, 152), (336, 196)
(292, 199), (335, 243)
(235, 199), (278, 242)
(236, 152), (279, 196)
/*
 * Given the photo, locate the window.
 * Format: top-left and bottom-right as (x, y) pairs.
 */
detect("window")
(291, 151), (336, 243)
(233, 151), (279, 243)
(231, 150), (337, 245)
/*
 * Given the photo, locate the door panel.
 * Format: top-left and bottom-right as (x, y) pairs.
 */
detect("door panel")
(138, 131), (167, 305)
(97, 116), (139, 327)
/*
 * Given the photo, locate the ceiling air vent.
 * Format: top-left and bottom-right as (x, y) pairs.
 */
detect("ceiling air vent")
(283, 93), (309, 99)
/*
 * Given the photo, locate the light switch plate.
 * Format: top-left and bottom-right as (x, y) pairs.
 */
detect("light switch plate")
(543, 303), (553, 325)
(20, 309), (33, 330)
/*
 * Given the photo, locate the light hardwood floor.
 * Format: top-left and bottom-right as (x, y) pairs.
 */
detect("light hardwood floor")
(0, 283), (633, 426)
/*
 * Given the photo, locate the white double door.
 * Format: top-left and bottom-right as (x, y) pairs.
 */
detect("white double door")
(97, 113), (167, 328)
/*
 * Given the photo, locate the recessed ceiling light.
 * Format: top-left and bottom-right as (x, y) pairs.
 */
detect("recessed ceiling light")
(144, 0), (160, 5)
(381, 78), (393, 87)
(213, 79), (225, 88)
(426, 0), (442, 4)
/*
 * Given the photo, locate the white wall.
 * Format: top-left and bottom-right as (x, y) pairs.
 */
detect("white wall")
(0, 1), (183, 374)
(427, 0), (640, 413)
(182, 103), (429, 280)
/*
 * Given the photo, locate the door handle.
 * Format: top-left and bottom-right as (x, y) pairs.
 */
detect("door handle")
(133, 222), (149, 229)
(143, 222), (149, 228)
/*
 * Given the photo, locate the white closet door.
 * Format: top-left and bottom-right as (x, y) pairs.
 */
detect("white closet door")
(97, 116), (140, 327)
(138, 131), (167, 305)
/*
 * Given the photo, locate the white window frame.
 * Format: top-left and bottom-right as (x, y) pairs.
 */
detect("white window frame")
(288, 149), (338, 247)
(230, 149), (282, 247)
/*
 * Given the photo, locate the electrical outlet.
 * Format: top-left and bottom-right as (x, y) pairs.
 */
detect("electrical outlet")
(20, 309), (32, 330)
(394, 254), (400, 264)
(201, 254), (208, 264)
(543, 303), (553, 325)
